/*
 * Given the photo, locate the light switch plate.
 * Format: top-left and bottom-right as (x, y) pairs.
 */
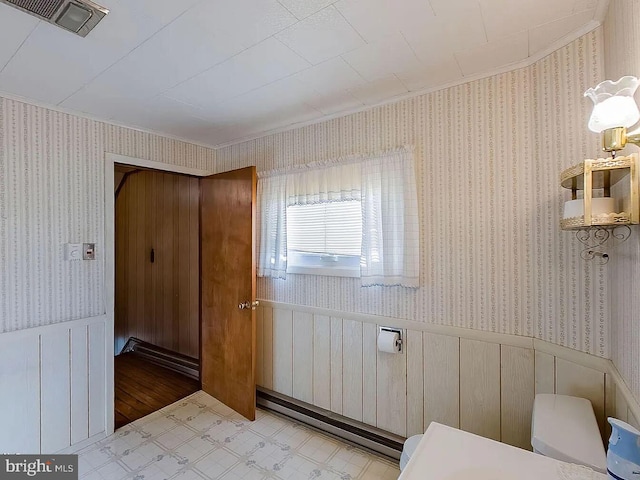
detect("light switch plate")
(83, 243), (96, 260)
(64, 243), (83, 261)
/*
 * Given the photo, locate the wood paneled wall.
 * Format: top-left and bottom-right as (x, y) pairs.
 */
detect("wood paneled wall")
(2, 304), (638, 455)
(257, 301), (620, 450)
(0, 316), (107, 453)
(115, 169), (200, 358)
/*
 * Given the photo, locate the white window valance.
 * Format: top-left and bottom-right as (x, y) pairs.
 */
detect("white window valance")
(286, 162), (362, 206)
(257, 146), (420, 288)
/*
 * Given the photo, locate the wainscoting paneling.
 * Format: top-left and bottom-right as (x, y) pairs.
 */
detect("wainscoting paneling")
(41, 330), (71, 453)
(257, 302), (620, 447)
(0, 316), (107, 453)
(501, 346), (535, 450)
(616, 383), (629, 423)
(406, 331), (424, 437)
(273, 309), (293, 397)
(535, 351), (555, 395)
(362, 322), (378, 427)
(555, 358), (605, 434)
(330, 317), (343, 415)
(256, 307), (265, 388)
(605, 374), (616, 439)
(423, 332), (459, 430)
(460, 339), (501, 441)
(312, 315), (331, 410)
(71, 325), (89, 445)
(376, 331), (407, 437)
(343, 319), (364, 422)
(0, 333), (40, 453)
(262, 306), (274, 391)
(88, 321), (106, 438)
(293, 311), (313, 405)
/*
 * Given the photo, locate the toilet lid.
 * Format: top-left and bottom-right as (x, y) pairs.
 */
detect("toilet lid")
(531, 394), (606, 472)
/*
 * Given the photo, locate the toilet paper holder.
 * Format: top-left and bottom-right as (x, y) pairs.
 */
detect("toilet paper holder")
(378, 326), (403, 353)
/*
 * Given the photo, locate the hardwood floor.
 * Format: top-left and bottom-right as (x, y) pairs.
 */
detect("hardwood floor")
(115, 352), (200, 429)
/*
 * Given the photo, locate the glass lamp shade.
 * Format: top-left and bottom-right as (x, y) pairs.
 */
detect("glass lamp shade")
(584, 76), (640, 133)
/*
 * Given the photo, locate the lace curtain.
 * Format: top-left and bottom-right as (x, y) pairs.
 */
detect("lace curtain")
(257, 146), (420, 287)
(360, 150), (419, 287)
(256, 174), (287, 279)
(286, 162), (362, 206)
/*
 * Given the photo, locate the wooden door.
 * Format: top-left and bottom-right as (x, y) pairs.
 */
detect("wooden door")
(200, 166), (257, 420)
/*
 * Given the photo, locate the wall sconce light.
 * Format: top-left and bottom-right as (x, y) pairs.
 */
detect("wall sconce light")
(585, 76), (640, 154)
(559, 76), (640, 263)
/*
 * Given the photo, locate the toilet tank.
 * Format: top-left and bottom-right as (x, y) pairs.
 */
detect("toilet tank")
(531, 394), (607, 473)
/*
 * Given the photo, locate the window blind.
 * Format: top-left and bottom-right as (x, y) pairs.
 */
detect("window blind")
(286, 201), (362, 256)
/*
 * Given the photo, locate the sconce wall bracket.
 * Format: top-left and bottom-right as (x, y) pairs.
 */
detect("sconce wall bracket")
(602, 126), (640, 153)
(575, 225), (631, 264)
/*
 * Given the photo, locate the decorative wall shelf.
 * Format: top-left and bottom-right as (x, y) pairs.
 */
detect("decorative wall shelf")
(560, 153), (639, 263)
(560, 153), (639, 230)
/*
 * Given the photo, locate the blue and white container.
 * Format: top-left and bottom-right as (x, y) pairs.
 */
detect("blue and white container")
(400, 435), (423, 471)
(607, 418), (640, 480)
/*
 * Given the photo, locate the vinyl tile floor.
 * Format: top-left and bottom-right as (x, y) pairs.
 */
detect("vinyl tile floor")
(78, 391), (400, 480)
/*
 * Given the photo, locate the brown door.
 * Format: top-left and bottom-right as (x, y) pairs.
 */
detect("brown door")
(200, 166), (257, 420)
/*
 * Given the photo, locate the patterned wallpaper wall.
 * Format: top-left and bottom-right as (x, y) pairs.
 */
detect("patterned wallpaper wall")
(217, 30), (607, 356)
(0, 28), (610, 359)
(0, 98), (216, 333)
(603, 0), (640, 400)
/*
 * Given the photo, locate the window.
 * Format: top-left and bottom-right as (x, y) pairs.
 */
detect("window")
(257, 146), (420, 287)
(286, 200), (362, 277)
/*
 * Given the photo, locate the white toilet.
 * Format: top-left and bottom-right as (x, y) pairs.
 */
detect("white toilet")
(401, 393), (607, 473)
(400, 434), (422, 470)
(531, 393), (607, 473)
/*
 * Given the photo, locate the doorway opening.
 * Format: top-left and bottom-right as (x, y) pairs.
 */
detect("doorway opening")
(113, 164), (201, 428)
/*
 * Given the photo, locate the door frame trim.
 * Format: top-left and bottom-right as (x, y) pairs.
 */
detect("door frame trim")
(104, 152), (213, 435)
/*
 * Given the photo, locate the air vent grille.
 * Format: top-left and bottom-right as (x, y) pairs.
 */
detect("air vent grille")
(5, 0), (64, 19)
(1, 0), (108, 36)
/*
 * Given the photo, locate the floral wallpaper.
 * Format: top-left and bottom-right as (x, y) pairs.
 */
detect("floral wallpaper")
(0, 28), (610, 359)
(216, 29), (607, 356)
(604, 0), (640, 401)
(0, 98), (216, 332)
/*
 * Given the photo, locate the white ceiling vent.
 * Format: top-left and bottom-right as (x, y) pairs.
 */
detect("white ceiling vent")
(1, 0), (108, 37)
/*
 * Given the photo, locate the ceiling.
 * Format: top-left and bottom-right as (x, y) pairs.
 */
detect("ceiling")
(0, 0), (606, 148)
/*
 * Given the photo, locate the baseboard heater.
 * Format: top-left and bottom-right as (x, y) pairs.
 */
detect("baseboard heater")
(257, 388), (403, 460)
(120, 337), (199, 381)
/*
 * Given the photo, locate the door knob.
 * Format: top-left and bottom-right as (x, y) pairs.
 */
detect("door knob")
(238, 300), (259, 310)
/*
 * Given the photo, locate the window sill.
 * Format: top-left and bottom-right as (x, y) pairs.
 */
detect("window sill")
(286, 265), (360, 278)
